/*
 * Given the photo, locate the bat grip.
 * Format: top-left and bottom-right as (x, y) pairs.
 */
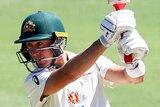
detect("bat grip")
(124, 54), (133, 64)
(121, 33), (133, 64)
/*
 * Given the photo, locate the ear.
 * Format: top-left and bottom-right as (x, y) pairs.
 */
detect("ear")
(21, 43), (31, 61)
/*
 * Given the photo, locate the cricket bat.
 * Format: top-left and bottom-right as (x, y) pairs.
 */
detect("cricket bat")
(108, 0), (133, 64)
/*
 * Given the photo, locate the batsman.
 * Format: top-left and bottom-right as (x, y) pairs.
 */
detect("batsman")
(14, 0), (148, 107)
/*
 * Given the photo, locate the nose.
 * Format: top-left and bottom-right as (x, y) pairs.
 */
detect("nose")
(29, 48), (40, 57)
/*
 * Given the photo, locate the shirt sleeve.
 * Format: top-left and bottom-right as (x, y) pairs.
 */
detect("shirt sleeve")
(96, 55), (116, 79)
(24, 69), (52, 107)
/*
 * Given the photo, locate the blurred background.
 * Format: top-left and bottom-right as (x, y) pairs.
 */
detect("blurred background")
(0, 0), (159, 107)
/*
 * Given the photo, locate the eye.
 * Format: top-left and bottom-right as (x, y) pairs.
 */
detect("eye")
(37, 42), (43, 47)
(26, 42), (32, 48)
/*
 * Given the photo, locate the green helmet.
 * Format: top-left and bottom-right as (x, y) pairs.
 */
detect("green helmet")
(15, 11), (66, 43)
(15, 11), (68, 72)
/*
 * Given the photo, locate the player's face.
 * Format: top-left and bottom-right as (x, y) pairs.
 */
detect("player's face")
(26, 39), (53, 68)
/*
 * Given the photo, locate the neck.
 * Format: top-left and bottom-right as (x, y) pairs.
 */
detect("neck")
(54, 52), (68, 67)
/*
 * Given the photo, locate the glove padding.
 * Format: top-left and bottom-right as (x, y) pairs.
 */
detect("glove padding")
(118, 29), (149, 69)
(126, 60), (146, 78)
(118, 29), (149, 60)
(99, 9), (136, 48)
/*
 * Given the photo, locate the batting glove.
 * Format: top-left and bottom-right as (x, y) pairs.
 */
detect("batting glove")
(117, 29), (149, 78)
(99, 9), (136, 48)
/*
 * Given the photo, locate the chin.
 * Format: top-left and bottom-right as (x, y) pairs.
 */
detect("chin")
(37, 61), (52, 68)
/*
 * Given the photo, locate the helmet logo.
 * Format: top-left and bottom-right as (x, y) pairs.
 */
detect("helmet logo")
(23, 20), (36, 33)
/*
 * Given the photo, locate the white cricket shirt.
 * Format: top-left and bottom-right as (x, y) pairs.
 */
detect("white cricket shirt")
(24, 51), (115, 107)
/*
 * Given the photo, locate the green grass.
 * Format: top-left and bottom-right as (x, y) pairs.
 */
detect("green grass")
(0, 0), (159, 107)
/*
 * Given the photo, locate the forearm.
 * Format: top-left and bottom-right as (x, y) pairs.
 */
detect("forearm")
(63, 39), (106, 80)
(105, 65), (144, 84)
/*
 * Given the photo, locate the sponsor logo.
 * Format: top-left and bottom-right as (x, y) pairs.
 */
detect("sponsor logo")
(32, 75), (39, 85)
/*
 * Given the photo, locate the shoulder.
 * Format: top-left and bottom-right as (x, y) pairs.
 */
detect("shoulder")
(65, 51), (77, 59)
(24, 68), (53, 104)
(24, 68), (52, 90)
(24, 69), (53, 107)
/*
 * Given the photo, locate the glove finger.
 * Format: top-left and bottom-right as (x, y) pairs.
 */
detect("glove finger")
(110, 9), (134, 19)
(126, 47), (146, 54)
(117, 17), (136, 30)
(110, 32), (120, 43)
(126, 39), (149, 54)
(101, 15), (116, 32)
(117, 44), (125, 63)
(132, 50), (147, 61)
(120, 38), (136, 53)
(110, 9), (136, 31)
(119, 35), (133, 47)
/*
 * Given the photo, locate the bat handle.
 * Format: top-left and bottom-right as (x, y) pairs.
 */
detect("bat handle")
(114, 3), (133, 64)
(124, 54), (133, 64)
(113, 2), (126, 10)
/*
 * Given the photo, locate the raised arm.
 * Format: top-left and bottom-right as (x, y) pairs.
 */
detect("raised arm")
(42, 9), (137, 97)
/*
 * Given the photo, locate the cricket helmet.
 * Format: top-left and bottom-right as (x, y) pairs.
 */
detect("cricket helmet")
(14, 11), (68, 72)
